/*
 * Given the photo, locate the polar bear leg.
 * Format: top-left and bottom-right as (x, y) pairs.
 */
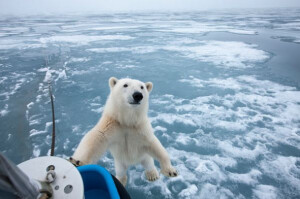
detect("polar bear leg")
(141, 155), (159, 181)
(115, 160), (128, 186)
(147, 135), (178, 178)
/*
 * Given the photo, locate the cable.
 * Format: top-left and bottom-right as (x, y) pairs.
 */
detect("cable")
(48, 83), (56, 156)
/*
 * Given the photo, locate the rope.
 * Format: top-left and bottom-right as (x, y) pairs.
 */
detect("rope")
(48, 83), (56, 156)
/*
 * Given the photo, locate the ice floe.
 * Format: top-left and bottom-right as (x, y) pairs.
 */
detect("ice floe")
(86, 46), (158, 54)
(252, 185), (278, 199)
(0, 104), (9, 117)
(40, 35), (134, 45)
(87, 40), (269, 69)
(38, 67), (68, 83)
(30, 122), (53, 137)
(159, 24), (256, 35)
(164, 41), (269, 68)
(69, 57), (90, 63)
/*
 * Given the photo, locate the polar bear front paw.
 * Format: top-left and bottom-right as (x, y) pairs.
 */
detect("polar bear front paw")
(69, 157), (83, 167)
(161, 165), (178, 177)
(145, 169), (159, 181)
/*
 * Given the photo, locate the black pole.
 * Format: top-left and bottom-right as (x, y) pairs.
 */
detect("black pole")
(49, 83), (55, 156)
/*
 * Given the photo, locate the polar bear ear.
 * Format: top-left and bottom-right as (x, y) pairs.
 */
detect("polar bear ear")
(145, 82), (153, 92)
(109, 77), (118, 89)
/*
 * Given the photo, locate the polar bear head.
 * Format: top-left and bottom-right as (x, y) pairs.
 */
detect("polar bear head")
(103, 77), (153, 127)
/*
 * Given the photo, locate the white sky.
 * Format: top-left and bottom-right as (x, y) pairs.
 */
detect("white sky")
(0, 0), (299, 15)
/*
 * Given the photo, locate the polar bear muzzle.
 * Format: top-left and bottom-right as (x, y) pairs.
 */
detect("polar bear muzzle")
(131, 91), (143, 104)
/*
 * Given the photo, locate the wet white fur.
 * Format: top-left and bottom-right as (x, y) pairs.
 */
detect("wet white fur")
(72, 77), (177, 185)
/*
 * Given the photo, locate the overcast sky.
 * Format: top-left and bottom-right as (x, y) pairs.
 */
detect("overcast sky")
(0, 0), (300, 15)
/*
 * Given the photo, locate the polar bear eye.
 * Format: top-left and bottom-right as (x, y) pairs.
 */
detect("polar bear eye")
(141, 86), (144, 89)
(123, 84), (128, 88)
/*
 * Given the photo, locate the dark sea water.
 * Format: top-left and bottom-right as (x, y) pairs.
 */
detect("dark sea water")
(0, 8), (300, 198)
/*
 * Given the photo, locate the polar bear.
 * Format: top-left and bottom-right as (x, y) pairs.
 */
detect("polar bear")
(71, 77), (178, 186)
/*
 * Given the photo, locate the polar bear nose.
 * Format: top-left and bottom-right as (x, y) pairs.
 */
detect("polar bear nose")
(132, 92), (143, 103)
